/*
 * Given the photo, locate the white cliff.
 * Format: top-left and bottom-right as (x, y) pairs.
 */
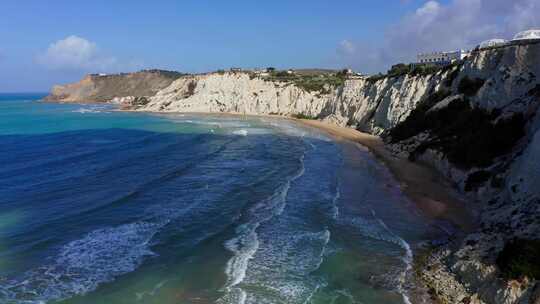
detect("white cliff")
(134, 71), (446, 135)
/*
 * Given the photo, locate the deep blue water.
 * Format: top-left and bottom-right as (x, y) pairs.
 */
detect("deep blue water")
(0, 94), (436, 304)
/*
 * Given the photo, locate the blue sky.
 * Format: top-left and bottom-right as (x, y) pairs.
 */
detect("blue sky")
(1, 0), (538, 92)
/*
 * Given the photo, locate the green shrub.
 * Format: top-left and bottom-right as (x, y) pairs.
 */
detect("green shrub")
(292, 75), (345, 93)
(410, 64), (442, 77)
(185, 81), (197, 97)
(413, 102), (525, 169)
(458, 76), (485, 96)
(291, 113), (317, 120)
(496, 239), (540, 280)
(273, 71), (290, 77)
(388, 64), (411, 77)
(387, 89), (452, 142)
(388, 89), (526, 169)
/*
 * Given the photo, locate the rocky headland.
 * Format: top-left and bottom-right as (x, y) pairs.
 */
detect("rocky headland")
(44, 69), (184, 103)
(45, 40), (540, 304)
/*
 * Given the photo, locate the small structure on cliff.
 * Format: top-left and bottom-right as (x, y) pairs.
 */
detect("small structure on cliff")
(416, 49), (470, 66)
(479, 39), (508, 49)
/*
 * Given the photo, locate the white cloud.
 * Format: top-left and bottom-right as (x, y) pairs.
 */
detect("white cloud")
(37, 35), (118, 72)
(338, 40), (356, 55)
(338, 0), (540, 73)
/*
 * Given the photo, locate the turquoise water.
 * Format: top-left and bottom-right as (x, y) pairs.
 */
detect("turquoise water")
(0, 94), (438, 304)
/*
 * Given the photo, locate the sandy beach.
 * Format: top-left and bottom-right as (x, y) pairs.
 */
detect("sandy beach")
(296, 119), (475, 233)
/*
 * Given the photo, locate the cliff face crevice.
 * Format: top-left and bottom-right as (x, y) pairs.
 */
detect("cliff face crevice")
(46, 42), (540, 304)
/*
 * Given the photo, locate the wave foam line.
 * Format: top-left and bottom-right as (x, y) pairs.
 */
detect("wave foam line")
(219, 150), (307, 303)
(330, 180), (341, 220)
(0, 220), (168, 304)
(370, 210), (413, 304)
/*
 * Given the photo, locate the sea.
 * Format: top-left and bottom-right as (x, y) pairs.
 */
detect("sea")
(0, 93), (442, 304)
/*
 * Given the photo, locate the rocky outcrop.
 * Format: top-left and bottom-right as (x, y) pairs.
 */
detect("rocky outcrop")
(47, 40), (540, 304)
(44, 70), (183, 103)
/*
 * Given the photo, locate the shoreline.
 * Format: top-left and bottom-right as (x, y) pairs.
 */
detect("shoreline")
(124, 108), (476, 233)
(295, 119), (475, 233)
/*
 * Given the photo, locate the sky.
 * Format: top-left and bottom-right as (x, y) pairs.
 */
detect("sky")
(0, 0), (539, 92)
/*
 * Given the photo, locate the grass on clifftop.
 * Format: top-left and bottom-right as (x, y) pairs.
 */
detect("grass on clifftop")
(290, 113), (318, 120)
(366, 61), (462, 82)
(497, 239), (540, 281)
(263, 70), (347, 94)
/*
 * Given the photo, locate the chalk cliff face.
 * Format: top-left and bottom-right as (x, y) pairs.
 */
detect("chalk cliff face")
(44, 70), (183, 103)
(47, 41), (540, 304)
(133, 71), (446, 135)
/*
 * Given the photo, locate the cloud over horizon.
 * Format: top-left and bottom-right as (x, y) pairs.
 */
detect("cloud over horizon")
(36, 35), (140, 73)
(339, 0), (540, 74)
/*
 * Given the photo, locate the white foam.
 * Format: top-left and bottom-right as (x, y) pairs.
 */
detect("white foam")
(72, 108), (102, 114)
(232, 129), (248, 136)
(219, 150), (307, 303)
(330, 181), (341, 220)
(223, 224), (260, 288)
(135, 280), (168, 302)
(350, 211), (413, 304)
(0, 221), (165, 303)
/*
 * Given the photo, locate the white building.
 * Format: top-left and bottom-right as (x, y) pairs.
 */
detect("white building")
(512, 29), (540, 41)
(417, 49), (469, 65)
(479, 39), (507, 49)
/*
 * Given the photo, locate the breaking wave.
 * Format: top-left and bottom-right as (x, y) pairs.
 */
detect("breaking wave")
(348, 211), (413, 304)
(0, 221), (167, 303)
(219, 151), (306, 303)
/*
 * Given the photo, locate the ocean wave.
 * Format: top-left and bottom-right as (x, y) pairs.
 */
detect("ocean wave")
(330, 180), (341, 220)
(219, 151), (306, 303)
(0, 221), (166, 303)
(348, 211), (413, 303)
(223, 223), (260, 288)
(135, 280), (168, 302)
(178, 119), (251, 129)
(232, 129), (248, 136)
(72, 106), (111, 114)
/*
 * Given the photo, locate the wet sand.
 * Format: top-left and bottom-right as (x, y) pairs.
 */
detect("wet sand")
(296, 119), (475, 233)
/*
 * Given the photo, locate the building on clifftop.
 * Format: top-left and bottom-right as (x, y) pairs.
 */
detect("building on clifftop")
(416, 49), (470, 66)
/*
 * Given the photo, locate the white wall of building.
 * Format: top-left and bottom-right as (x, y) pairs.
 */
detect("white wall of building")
(417, 50), (469, 65)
